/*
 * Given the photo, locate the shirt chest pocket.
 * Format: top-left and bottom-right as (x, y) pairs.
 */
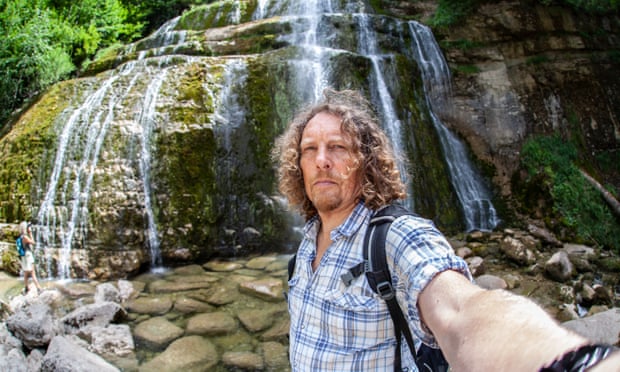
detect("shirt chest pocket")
(321, 287), (395, 351)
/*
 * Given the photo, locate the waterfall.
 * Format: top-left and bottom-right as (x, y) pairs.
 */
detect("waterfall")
(253, 1), (497, 230)
(213, 59), (248, 229)
(36, 75), (122, 279)
(408, 21), (499, 231)
(35, 55), (179, 278)
(136, 71), (167, 270)
(260, 0), (336, 103)
(354, 13), (413, 210)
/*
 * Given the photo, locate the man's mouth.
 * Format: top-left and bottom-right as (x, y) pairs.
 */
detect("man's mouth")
(313, 179), (336, 187)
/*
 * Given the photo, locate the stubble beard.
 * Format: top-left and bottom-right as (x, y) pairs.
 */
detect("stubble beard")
(311, 189), (343, 213)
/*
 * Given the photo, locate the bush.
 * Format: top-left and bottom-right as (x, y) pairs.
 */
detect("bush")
(519, 135), (620, 252)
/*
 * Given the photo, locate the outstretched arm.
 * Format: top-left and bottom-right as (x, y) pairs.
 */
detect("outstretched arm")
(418, 270), (612, 371)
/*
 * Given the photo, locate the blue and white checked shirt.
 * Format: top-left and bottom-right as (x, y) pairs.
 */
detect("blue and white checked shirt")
(288, 201), (471, 371)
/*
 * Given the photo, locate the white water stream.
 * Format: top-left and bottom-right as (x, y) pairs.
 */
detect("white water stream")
(408, 22), (499, 231)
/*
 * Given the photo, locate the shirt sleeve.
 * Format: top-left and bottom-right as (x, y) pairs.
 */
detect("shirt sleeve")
(386, 215), (472, 347)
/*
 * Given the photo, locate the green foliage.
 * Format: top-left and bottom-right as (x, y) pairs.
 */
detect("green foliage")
(0, 0), (209, 129)
(429, 0), (482, 27)
(557, 0), (619, 13)
(441, 39), (484, 50)
(526, 55), (550, 65)
(429, 0), (618, 28)
(453, 64), (480, 75)
(0, 0), (148, 128)
(122, 0), (208, 35)
(520, 135), (620, 252)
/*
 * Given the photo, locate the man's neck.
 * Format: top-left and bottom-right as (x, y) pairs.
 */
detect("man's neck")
(316, 201), (359, 237)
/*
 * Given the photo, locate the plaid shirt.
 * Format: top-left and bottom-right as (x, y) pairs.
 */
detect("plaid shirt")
(288, 201), (471, 371)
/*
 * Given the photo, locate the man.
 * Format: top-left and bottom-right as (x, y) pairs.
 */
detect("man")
(273, 89), (619, 371)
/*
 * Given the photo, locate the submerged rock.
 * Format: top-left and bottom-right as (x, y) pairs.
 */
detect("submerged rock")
(133, 316), (184, 351)
(137, 335), (218, 372)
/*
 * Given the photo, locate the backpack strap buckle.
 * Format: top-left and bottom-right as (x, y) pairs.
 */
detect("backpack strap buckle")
(376, 280), (395, 300)
(341, 271), (355, 286)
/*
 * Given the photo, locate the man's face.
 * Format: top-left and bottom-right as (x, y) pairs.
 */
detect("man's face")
(299, 112), (361, 215)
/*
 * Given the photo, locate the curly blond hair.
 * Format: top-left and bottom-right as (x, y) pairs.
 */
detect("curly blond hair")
(273, 89), (406, 220)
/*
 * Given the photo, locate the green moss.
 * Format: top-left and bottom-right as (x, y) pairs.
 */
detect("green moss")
(526, 55), (550, 65)
(594, 256), (620, 272)
(0, 82), (72, 222)
(441, 39), (484, 50)
(453, 64), (480, 75)
(178, 0), (256, 30)
(1, 249), (20, 276)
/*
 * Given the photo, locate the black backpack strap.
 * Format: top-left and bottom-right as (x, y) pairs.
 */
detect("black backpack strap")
(364, 204), (449, 372)
(364, 204), (416, 372)
(287, 253), (296, 281)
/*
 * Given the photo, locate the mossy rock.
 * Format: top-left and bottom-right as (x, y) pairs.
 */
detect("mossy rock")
(2, 250), (21, 276)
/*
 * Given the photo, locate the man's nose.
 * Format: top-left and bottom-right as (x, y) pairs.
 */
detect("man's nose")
(315, 147), (332, 169)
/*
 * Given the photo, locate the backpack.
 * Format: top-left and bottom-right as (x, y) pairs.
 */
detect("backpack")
(16, 236), (25, 257)
(287, 204), (449, 372)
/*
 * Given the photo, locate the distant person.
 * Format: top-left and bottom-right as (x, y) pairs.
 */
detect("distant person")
(18, 221), (42, 295)
(273, 88), (619, 371)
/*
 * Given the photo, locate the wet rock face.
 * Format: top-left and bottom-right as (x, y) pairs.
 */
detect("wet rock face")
(433, 2), (620, 197)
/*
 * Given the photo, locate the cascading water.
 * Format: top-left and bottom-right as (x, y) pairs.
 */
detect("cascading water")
(35, 39), (186, 278)
(37, 74), (124, 279)
(354, 13), (413, 210)
(213, 60), (248, 232)
(135, 71), (167, 270)
(408, 21), (499, 231)
(262, 0), (335, 102)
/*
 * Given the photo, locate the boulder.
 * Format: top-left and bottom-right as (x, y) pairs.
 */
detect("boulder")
(126, 295), (173, 315)
(562, 309), (620, 346)
(222, 351), (264, 370)
(260, 341), (289, 370)
(95, 283), (121, 304)
(60, 301), (127, 336)
(6, 302), (58, 349)
(545, 251), (574, 282)
(237, 309), (276, 333)
(40, 335), (120, 372)
(90, 324), (135, 358)
(239, 278), (284, 302)
(173, 296), (214, 314)
(475, 274), (507, 290)
(466, 256), (485, 276)
(500, 236), (536, 266)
